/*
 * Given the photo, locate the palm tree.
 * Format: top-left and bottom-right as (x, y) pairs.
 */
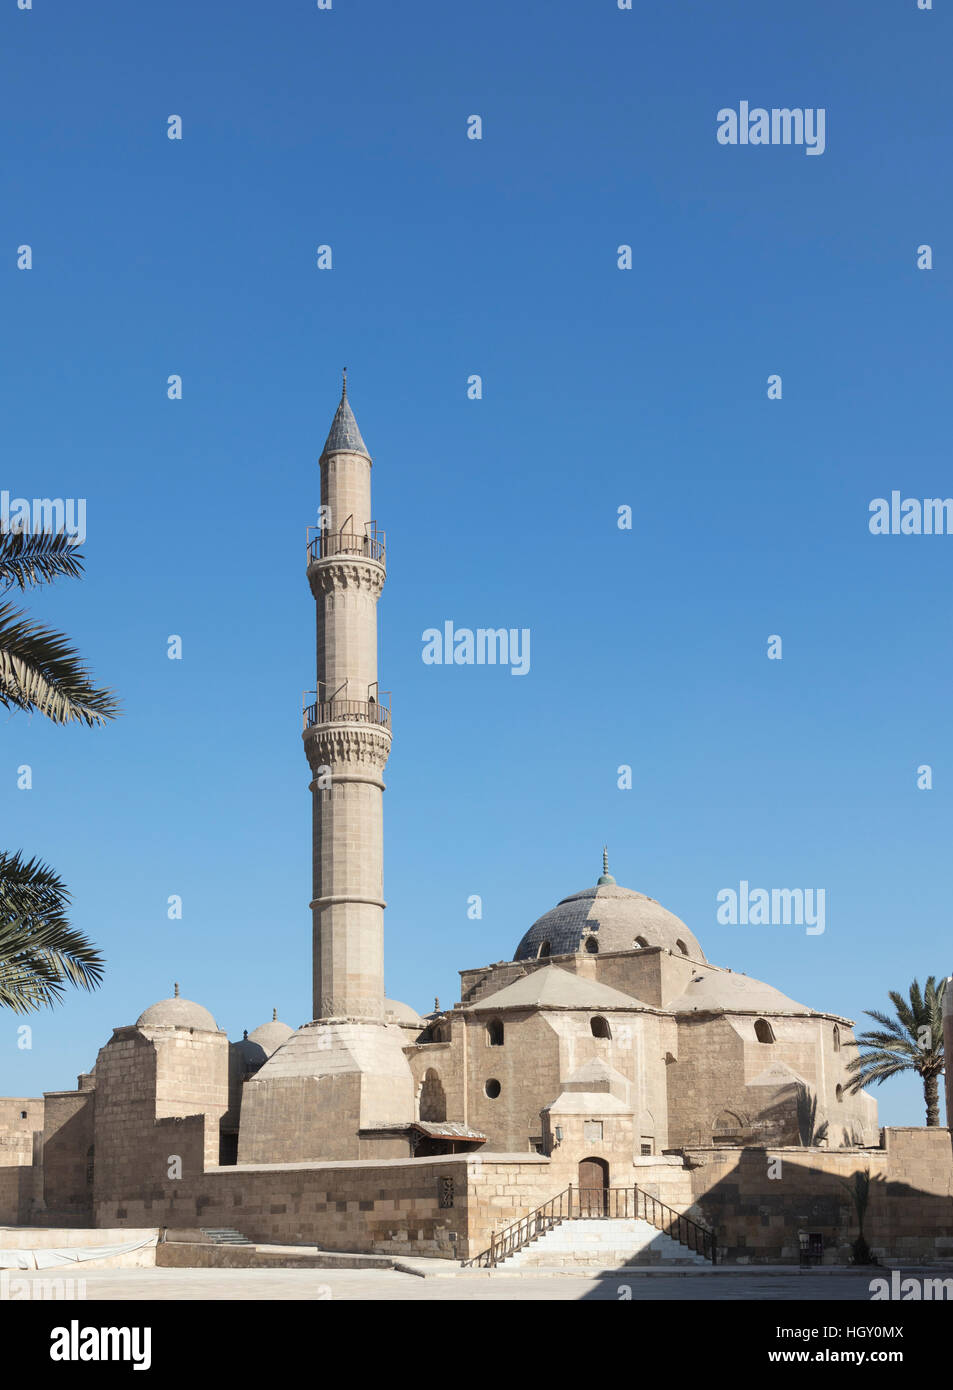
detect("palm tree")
(795, 1081), (829, 1146)
(844, 977), (947, 1126)
(0, 527), (116, 1012)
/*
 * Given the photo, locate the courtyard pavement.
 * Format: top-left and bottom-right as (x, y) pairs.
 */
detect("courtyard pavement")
(4, 1265), (908, 1301)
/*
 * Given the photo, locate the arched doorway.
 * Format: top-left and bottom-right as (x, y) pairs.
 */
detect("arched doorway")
(578, 1156), (609, 1216)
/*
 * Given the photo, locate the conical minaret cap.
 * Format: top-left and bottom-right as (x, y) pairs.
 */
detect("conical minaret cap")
(320, 369), (371, 461)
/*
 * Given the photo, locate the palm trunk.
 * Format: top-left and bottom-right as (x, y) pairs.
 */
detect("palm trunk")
(923, 1072), (939, 1127)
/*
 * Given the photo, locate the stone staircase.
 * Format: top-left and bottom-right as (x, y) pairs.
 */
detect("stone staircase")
(200, 1227), (252, 1246)
(501, 1218), (711, 1269)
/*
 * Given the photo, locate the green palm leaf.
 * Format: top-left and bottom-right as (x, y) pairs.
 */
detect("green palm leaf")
(0, 850), (104, 1013)
(0, 529), (84, 591)
(0, 602), (119, 725)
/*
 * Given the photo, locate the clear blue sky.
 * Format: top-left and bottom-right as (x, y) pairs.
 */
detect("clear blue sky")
(2, 0), (950, 1128)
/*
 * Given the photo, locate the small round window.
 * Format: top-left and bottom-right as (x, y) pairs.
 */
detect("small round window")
(484, 1079), (501, 1099)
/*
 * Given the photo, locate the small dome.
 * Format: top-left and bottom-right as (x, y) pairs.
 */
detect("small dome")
(137, 994), (218, 1031)
(384, 997), (424, 1026)
(247, 1016), (294, 1056)
(514, 882), (705, 963)
(231, 1036), (268, 1074)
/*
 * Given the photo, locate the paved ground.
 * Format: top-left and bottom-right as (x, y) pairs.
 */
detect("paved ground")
(4, 1266), (904, 1300)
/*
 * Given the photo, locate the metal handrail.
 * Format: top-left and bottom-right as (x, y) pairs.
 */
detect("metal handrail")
(463, 1184), (716, 1267)
(303, 696), (391, 732)
(307, 531), (386, 566)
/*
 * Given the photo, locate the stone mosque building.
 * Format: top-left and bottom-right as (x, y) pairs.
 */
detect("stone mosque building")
(1, 380), (950, 1266)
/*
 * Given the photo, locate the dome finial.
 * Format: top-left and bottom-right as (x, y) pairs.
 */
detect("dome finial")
(597, 846), (615, 886)
(272, 1007), (278, 1022)
(173, 981), (180, 998)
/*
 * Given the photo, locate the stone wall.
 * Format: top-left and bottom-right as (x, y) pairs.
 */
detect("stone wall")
(41, 1090), (94, 1221)
(684, 1127), (953, 1264)
(0, 1097), (43, 1169)
(93, 1152), (553, 1261)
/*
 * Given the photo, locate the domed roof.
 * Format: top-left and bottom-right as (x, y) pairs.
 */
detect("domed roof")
(384, 998), (424, 1026)
(137, 987), (218, 1032)
(247, 1013), (294, 1057)
(664, 967), (810, 1016)
(232, 1035), (268, 1073)
(514, 870), (705, 964)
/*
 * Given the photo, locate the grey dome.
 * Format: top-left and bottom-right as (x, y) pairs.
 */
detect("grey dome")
(137, 996), (218, 1031)
(232, 1036), (268, 1073)
(247, 1018), (294, 1056)
(514, 883), (705, 963)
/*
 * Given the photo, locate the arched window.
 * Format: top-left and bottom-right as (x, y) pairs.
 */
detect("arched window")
(836, 1084), (843, 1103)
(486, 1019), (504, 1047)
(833, 1025), (841, 1052)
(537, 940), (551, 959)
(675, 939), (689, 955)
(585, 937), (599, 954)
(85, 1145), (95, 1186)
(754, 1018), (775, 1044)
(634, 936), (649, 949)
(590, 1016), (611, 1040)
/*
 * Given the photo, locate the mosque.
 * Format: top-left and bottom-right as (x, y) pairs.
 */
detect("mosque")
(2, 380), (949, 1267)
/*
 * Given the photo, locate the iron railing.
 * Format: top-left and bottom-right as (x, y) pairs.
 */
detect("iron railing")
(307, 531), (386, 567)
(463, 1184), (716, 1268)
(303, 697), (391, 732)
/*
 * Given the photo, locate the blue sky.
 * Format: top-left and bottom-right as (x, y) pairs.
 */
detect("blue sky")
(1, 0), (950, 1127)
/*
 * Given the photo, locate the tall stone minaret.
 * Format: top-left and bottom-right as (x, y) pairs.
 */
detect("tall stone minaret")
(305, 371), (391, 1021)
(238, 375), (415, 1165)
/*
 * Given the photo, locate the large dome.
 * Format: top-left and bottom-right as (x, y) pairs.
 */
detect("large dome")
(136, 993), (219, 1031)
(514, 881), (705, 963)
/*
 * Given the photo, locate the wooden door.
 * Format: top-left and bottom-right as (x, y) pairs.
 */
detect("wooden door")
(578, 1157), (609, 1216)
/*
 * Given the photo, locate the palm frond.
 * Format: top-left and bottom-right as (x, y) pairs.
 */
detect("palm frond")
(0, 529), (84, 591)
(0, 602), (119, 725)
(0, 850), (104, 1013)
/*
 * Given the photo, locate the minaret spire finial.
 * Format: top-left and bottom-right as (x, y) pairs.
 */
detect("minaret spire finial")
(342, 366), (347, 398)
(597, 847), (615, 886)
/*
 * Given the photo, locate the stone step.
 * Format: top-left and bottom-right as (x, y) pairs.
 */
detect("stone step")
(503, 1219), (711, 1269)
(200, 1227), (252, 1245)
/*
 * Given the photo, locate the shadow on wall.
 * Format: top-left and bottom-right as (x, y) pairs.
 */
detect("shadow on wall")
(582, 1131), (953, 1283)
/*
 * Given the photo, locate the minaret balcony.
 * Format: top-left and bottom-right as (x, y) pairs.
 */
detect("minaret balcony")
(303, 695), (392, 733)
(307, 530), (386, 569)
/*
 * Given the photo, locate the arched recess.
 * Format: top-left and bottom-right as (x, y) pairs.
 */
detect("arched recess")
(419, 1068), (447, 1123)
(712, 1109), (746, 1143)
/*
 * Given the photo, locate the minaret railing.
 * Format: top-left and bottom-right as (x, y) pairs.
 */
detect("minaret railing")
(303, 695), (392, 732)
(306, 530), (386, 566)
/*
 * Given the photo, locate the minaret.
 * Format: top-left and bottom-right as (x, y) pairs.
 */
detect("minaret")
(305, 370), (390, 1020)
(237, 376), (415, 1164)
